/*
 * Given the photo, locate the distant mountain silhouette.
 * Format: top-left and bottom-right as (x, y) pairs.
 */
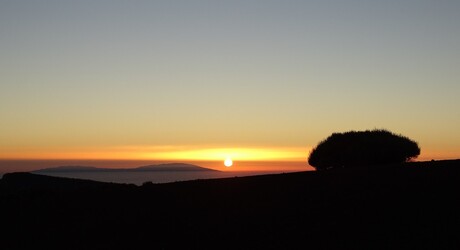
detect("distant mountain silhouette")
(33, 163), (218, 173)
(135, 163), (219, 172)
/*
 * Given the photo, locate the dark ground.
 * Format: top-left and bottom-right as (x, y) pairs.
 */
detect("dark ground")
(1, 160), (460, 249)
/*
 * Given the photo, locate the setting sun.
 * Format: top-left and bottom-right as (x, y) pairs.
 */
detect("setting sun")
(224, 158), (233, 167)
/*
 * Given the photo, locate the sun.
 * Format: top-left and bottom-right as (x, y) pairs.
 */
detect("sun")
(224, 158), (233, 167)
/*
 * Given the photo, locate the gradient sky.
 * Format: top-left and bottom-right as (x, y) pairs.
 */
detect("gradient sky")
(1, 0), (459, 172)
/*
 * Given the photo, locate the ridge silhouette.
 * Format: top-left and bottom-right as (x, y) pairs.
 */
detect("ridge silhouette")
(1, 160), (459, 249)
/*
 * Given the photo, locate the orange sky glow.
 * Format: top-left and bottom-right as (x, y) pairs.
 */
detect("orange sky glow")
(0, 145), (457, 173)
(0, 146), (310, 172)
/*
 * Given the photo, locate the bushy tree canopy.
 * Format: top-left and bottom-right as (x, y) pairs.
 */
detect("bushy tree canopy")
(308, 129), (420, 170)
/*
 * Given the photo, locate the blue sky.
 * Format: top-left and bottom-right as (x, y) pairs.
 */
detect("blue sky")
(1, 0), (459, 169)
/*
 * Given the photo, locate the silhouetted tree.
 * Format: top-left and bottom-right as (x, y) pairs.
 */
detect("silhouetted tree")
(308, 129), (420, 170)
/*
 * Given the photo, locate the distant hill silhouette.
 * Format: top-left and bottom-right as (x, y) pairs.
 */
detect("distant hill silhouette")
(33, 163), (218, 173)
(2, 159), (460, 249)
(136, 163), (219, 172)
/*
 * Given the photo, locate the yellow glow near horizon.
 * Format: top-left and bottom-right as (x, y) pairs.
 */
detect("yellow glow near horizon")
(1, 144), (457, 164)
(140, 147), (307, 162)
(0, 145), (309, 162)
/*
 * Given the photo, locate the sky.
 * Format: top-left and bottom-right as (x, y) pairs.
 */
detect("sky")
(1, 0), (459, 172)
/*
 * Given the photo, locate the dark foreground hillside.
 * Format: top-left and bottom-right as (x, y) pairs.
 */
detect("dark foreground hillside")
(1, 160), (460, 249)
